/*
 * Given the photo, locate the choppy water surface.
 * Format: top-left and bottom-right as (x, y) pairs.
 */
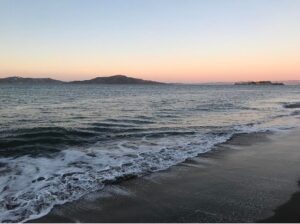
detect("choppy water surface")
(0, 84), (299, 222)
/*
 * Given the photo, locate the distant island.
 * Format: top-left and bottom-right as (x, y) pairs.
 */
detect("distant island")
(0, 75), (165, 85)
(234, 81), (284, 86)
(69, 75), (164, 85)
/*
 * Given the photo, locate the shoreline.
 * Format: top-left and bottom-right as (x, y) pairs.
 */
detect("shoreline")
(32, 128), (300, 223)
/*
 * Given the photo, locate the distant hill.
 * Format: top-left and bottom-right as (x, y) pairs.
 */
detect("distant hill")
(0, 76), (63, 84)
(69, 75), (165, 85)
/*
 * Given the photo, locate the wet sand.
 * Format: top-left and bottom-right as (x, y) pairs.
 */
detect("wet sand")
(261, 180), (300, 223)
(32, 128), (300, 223)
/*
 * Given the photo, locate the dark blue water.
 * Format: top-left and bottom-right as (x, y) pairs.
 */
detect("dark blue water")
(0, 84), (299, 222)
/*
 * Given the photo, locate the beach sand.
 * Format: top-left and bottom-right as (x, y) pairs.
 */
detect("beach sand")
(32, 128), (300, 223)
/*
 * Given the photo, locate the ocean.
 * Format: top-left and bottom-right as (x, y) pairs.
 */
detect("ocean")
(0, 84), (299, 222)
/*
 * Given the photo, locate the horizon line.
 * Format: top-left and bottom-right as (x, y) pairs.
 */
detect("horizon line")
(1, 75), (299, 85)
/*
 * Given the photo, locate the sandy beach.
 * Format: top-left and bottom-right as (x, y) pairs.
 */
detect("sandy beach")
(31, 126), (300, 223)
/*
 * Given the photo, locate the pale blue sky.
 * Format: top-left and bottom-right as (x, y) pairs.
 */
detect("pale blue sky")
(0, 0), (299, 82)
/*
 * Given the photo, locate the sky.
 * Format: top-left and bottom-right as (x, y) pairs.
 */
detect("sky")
(0, 0), (299, 83)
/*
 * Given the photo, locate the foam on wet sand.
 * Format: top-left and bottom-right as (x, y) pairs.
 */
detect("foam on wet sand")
(33, 126), (300, 223)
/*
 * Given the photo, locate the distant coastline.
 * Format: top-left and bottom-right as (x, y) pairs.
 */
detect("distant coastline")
(234, 81), (284, 86)
(0, 75), (165, 85)
(0, 76), (299, 85)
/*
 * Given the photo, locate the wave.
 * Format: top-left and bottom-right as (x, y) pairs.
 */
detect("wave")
(291, 110), (300, 116)
(104, 118), (155, 124)
(0, 121), (294, 223)
(0, 127), (96, 157)
(0, 124), (200, 158)
(283, 102), (300, 109)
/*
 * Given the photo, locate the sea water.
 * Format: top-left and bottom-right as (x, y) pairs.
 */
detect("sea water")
(0, 84), (299, 222)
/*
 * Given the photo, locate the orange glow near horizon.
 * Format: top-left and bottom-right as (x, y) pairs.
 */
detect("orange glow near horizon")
(1, 51), (299, 83)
